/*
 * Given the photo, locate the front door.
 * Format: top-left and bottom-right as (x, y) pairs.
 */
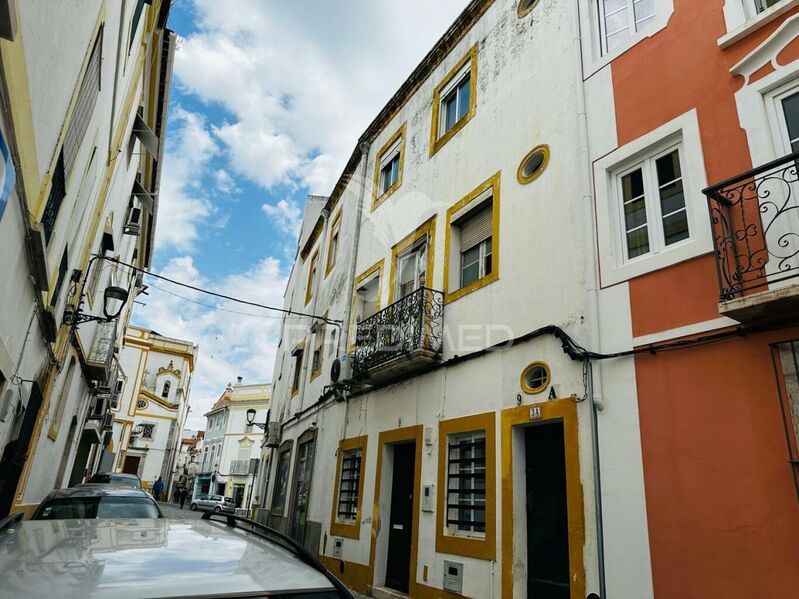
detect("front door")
(525, 422), (570, 599)
(122, 455), (141, 475)
(290, 439), (315, 544)
(385, 442), (416, 593)
(233, 483), (246, 507)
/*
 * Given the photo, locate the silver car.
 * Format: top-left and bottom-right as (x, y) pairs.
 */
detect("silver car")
(31, 485), (161, 519)
(0, 511), (353, 598)
(190, 493), (236, 513)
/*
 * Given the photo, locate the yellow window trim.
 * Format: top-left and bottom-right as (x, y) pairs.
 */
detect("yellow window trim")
(500, 399), (585, 598)
(309, 312), (327, 382)
(429, 44), (478, 158)
(443, 171), (500, 304)
(329, 435), (368, 539)
(369, 425), (423, 597)
(371, 123), (407, 212)
(516, 143), (550, 185)
(520, 361), (551, 394)
(324, 209), (343, 277)
(517, 0), (542, 18)
(387, 215), (437, 306)
(436, 411), (496, 561)
(291, 341), (305, 397)
(305, 248), (320, 306)
(348, 259), (384, 352)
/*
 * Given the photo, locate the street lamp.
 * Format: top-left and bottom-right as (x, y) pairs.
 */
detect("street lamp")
(246, 408), (268, 431)
(62, 254), (131, 327)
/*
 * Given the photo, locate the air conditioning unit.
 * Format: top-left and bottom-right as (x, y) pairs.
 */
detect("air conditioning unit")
(102, 411), (114, 430)
(123, 206), (142, 236)
(265, 421), (281, 448)
(330, 355), (353, 385)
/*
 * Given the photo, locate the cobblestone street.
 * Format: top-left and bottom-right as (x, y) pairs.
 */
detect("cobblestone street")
(157, 502), (205, 519)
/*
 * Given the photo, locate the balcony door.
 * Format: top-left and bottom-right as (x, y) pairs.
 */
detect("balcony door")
(396, 237), (427, 299)
(770, 88), (799, 287)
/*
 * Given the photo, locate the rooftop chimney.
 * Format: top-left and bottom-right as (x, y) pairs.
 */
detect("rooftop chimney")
(236, 376), (243, 385)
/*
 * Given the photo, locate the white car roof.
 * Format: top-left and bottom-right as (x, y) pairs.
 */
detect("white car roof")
(0, 518), (336, 598)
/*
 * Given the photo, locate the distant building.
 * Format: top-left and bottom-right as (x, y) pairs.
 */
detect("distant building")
(196, 379), (269, 510)
(111, 326), (198, 496)
(172, 429), (204, 499)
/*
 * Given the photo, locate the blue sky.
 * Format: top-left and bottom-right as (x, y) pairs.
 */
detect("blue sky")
(132, 0), (469, 429)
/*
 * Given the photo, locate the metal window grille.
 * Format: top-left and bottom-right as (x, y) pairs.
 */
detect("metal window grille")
(42, 152), (66, 244)
(141, 423), (155, 439)
(446, 432), (486, 534)
(50, 247), (69, 307)
(336, 448), (362, 521)
(63, 28), (102, 178)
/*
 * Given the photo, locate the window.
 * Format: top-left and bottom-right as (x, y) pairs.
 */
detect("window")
(350, 261), (383, 349)
(161, 381), (170, 398)
(599, 0), (656, 53)
(272, 443), (292, 514)
(42, 152), (66, 245)
(330, 436), (367, 538)
(64, 28), (102, 178)
(140, 423), (155, 439)
(291, 346), (304, 396)
(396, 239), (428, 300)
(444, 173), (500, 303)
(372, 124), (406, 210)
(618, 147), (689, 260)
(436, 412), (496, 559)
(782, 91), (799, 153)
(517, 144), (550, 184)
(310, 320), (325, 381)
(305, 249), (319, 305)
(130, 0), (146, 50)
(517, 0), (542, 17)
(50, 246), (69, 308)
(325, 210), (342, 276)
(521, 361), (551, 394)
(756, 0), (784, 12)
(430, 45), (478, 156)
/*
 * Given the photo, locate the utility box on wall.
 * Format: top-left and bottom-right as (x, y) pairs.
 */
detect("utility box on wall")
(443, 560), (463, 595)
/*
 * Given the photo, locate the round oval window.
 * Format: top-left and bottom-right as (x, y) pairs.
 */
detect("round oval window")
(517, 0), (541, 17)
(521, 362), (550, 394)
(517, 144), (550, 184)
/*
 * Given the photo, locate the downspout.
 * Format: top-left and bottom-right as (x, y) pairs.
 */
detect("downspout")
(574, 1), (607, 597)
(109, 0), (126, 166)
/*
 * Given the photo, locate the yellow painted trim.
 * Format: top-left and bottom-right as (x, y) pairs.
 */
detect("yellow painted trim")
(123, 342), (196, 371)
(127, 347), (147, 417)
(319, 556), (371, 594)
(348, 259), (384, 352)
(309, 311), (327, 382)
(443, 171), (500, 304)
(429, 44), (478, 158)
(387, 215), (437, 305)
(291, 341), (306, 397)
(329, 435), (368, 539)
(516, 144), (550, 185)
(133, 412), (178, 421)
(324, 208), (343, 277)
(500, 399), (584, 599)
(520, 361), (551, 395)
(516, 0), (543, 18)
(435, 411), (496, 560)
(139, 389), (179, 411)
(371, 122), (406, 212)
(300, 218), (324, 261)
(369, 425), (423, 596)
(305, 248), (320, 306)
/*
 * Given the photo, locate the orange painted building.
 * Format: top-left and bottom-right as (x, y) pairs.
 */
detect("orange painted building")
(585, 0), (799, 596)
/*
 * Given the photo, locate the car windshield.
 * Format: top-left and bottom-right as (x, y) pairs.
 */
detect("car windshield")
(89, 474), (141, 488)
(34, 496), (160, 519)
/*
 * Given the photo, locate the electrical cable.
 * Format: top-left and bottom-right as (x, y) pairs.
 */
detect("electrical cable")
(147, 282), (287, 320)
(104, 256), (342, 325)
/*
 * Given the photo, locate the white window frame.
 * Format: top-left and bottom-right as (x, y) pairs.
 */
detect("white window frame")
(395, 237), (428, 299)
(598, 0), (657, 55)
(718, 0), (799, 47)
(594, 109), (712, 285)
(378, 137), (402, 195)
(438, 62), (471, 138)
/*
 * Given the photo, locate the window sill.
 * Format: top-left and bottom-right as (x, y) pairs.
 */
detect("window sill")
(330, 519), (361, 539)
(718, 0), (799, 49)
(371, 181), (402, 212)
(309, 368), (322, 382)
(430, 113), (474, 157)
(444, 271), (498, 304)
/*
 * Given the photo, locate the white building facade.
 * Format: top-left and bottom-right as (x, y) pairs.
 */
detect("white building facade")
(110, 326), (197, 497)
(0, 0), (175, 516)
(197, 379), (270, 511)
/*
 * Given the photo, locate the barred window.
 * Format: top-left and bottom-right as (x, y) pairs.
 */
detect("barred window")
(446, 431), (486, 535)
(63, 28), (102, 178)
(336, 448), (362, 522)
(42, 152), (66, 245)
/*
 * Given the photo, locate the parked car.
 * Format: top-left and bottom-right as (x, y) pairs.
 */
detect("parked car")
(0, 511), (353, 598)
(190, 493), (236, 513)
(86, 471), (143, 489)
(31, 485), (162, 520)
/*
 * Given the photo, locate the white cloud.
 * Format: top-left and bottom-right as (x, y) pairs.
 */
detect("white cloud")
(261, 199), (302, 240)
(173, 0), (470, 194)
(133, 255), (288, 429)
(155, 107), (217, 250)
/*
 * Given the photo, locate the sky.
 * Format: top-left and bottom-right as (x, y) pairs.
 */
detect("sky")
(131, 0), (470, 430)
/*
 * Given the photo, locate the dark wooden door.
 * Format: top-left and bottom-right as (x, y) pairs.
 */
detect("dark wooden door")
(525, 422), (570, 599)
(385, 442), (416, 593)
(122, 455), (140, 475)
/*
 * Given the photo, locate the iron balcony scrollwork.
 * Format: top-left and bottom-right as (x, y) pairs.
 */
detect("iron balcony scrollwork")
(353, 287), (444, 375)
(703, 150), (799, 301)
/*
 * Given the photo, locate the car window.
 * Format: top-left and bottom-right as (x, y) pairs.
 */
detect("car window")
(224, 498), (235, 504)
(35, 496), (160, 520)
(110, 475), (141, 489)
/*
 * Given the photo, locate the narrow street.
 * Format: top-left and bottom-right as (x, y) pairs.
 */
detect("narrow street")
(157, 502), (204, 519)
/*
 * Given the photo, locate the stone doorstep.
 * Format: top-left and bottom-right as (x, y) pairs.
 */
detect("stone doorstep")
(369, 586), (409, 599)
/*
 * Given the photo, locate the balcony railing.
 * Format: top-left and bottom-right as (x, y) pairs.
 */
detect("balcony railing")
(353, 287), (444, 380)
(229, 460), (249, 475)
(703, 151), (799, 303)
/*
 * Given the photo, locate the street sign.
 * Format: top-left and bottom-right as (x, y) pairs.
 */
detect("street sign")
(0, 127), (16, 222)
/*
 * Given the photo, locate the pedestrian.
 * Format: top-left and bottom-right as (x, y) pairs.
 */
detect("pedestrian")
(179, 487), (188, 509)
(153, 476), (164, 501)
(173, 487), (180, 503)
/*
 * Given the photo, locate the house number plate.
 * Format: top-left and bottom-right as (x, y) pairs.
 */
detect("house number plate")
(529, 407), (542, 420)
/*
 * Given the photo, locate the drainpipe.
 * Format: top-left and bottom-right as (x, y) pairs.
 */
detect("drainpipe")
(108, 0), (126, 165)
(574, 1), (607, 597)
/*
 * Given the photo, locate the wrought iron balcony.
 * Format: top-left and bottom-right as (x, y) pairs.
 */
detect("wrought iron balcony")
(703, 151), (799, 321)
(353, 287), (444, 383)
(229, 460), (249, 475)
